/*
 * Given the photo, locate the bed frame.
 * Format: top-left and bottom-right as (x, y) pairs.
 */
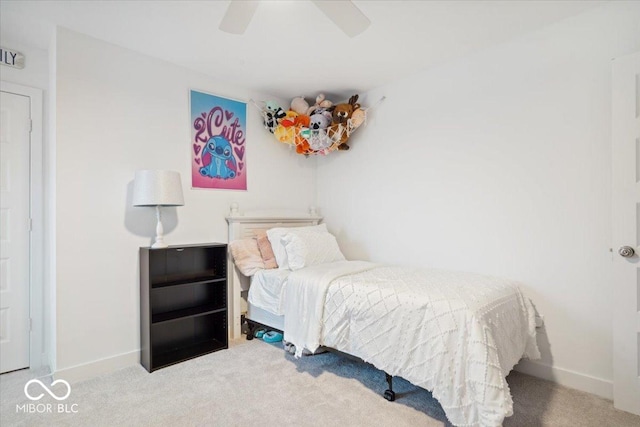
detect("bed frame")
(225, 204), (397, 402)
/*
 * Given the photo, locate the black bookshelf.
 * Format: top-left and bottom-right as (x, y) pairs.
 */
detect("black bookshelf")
(140, 243), (228, 372)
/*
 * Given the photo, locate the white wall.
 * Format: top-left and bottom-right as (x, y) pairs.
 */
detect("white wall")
(317, 1), (640, 398)
(54, 28), (316, 378)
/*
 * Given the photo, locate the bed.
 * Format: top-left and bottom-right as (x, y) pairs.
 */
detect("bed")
(226, 207), (540, 427)
(226, 206), (322, 339)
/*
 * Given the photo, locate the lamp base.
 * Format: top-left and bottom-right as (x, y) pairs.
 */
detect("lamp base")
(152, 206), (169, 249)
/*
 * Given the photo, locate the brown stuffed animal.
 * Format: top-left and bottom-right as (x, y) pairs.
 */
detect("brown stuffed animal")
(332, 94), (360, 125)
(328, 94), (361, 150)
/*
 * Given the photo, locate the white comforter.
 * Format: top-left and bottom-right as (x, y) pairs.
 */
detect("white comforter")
(283, 261), (540, 427)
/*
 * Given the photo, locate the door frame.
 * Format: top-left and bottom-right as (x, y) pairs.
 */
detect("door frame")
(1, 81), (45, 370)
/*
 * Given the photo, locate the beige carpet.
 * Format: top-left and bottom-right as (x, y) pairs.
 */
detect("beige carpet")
(1, 339), (639, 426)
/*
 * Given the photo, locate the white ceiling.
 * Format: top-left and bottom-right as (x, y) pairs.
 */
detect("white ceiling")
(1, 0), (604, 100)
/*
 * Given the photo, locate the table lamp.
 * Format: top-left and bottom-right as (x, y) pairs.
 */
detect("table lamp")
(132, 170), (184, 248)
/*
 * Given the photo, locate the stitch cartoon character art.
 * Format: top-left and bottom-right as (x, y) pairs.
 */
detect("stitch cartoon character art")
(199, 135), (238, 179)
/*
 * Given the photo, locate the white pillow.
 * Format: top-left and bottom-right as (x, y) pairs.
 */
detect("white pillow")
(266, 223), (327, 270)
(281, 229), (345, 271)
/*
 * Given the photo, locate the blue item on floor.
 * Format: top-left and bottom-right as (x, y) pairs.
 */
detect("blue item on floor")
(254, 328), (266, 339)
(262, 331), (283, 343)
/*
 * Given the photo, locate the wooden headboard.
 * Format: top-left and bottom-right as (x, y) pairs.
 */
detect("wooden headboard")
(226, 204), (323, 339)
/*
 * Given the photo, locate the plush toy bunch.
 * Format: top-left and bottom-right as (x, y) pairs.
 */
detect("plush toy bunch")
(261, 93), (366, 155)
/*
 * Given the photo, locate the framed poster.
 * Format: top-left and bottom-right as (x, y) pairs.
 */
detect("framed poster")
(190, 90), (247, 190)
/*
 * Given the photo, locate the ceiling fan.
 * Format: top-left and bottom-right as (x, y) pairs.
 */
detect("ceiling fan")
(219, 0), (371, 38)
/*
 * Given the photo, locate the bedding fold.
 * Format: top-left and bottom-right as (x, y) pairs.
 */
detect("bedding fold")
(283, 261), (376, 357)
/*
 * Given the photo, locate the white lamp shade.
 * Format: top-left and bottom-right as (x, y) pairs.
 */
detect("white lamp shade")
(132, 170), (184, 206)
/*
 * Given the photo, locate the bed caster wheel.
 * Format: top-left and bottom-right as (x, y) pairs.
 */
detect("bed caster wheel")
(246, 334), (254, 341)
(383, 389), (395, 402)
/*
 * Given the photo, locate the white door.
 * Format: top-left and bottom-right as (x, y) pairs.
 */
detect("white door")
(0, 90), (31, 374)
(612, 51), (640, 415)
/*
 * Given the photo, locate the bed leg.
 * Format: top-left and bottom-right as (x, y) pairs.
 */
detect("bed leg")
(383, 372), (395, 402)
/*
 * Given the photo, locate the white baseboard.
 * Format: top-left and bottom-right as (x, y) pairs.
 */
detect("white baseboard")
(515, 359), (613, 400)
(53, 350), (138, 384)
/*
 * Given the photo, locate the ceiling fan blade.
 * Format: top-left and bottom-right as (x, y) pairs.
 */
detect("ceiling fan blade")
(219, 0), (259, 35)
(311, 0), (371, 38)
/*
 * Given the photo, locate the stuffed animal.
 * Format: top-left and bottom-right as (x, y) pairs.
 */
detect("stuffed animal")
(262, 95), (364, 154)
(306, 93), (334, 116)
(329, 94), (361, 150)
(298, 127), (311, 140)
(294, 113), (313, 154)
(263, 101), (286, 133)
(280, 110), (299, 127)
(309, 110), (332, 131)
(332, 94), (360, 125)
(350, 108), (366, 129)
(308, 129), (333, 151)
(290, 97), (310, 115)
(274, 124), (295, 144)
(295, 130), (312, 155)
(294, 114), (311, 128)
